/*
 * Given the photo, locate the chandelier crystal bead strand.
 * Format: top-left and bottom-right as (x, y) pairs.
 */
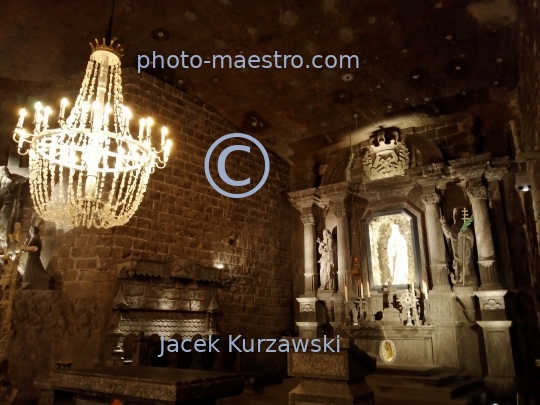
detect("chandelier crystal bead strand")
(13, 39), (172, 229)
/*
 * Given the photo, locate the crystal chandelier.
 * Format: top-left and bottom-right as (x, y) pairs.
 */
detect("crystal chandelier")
(12, 39), (172, 229)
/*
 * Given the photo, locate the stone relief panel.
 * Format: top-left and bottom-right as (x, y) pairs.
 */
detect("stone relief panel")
(366, 210), (421, 289)
(362, 129), (410, 181)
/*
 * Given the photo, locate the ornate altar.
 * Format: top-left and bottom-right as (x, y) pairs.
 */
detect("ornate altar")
(289, 122), (518, 401)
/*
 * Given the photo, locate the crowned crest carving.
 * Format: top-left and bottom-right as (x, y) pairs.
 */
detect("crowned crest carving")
(363, 129), (410, 181)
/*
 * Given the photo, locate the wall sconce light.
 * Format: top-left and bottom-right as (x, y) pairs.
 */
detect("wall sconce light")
(515, 171), (532, 192)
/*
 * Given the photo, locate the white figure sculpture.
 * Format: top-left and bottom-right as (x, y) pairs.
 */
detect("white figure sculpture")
(387, 224), (409, 285)
(317, 229), (336, 291)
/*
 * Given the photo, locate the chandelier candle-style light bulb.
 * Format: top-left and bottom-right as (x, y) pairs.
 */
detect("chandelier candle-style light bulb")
(146, 117), (153, 140)
(17, 109), (26, 127)
(12, 38), (172, 229)
(161, 126), (168, 146)
(59, 98), (68, 119)
(43, 106), (52, 129)
(139, 118), (146, 140)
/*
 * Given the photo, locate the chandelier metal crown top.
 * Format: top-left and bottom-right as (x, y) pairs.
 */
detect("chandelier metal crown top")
(13, 40), (172, 229)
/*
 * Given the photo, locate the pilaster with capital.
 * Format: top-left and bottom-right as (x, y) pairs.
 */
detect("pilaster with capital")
(289, 188), (325, 338)
(333, 206), (351, 296)
(319, 181), (354, 301)
(289, 188), (322, 296)
(421, 192), (451, 291)
(466, 184), (502, 290)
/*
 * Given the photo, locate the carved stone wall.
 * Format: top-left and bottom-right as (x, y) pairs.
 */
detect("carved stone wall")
(5, 69), (293, 397)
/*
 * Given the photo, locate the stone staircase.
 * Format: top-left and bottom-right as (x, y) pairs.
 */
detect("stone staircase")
(366, 365), (487, 405)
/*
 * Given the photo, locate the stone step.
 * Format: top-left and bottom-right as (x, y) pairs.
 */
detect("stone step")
(374, 387), (486, 405)
(367, 371), (462, 387)
(370, 378), (482, 399)
(375, 364), (445, 377)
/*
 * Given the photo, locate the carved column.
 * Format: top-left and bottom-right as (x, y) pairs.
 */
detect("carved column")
(300, 214), (318, 295)
(467, 185), (502, 290)
(421, 192), (450, 291)
(334, 207), (351, 296)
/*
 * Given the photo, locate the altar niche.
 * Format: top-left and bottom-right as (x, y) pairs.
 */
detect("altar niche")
(365, 209), (422, 290)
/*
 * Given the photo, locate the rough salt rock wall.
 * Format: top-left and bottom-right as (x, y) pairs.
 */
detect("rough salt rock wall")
(9, 289), (108, 401)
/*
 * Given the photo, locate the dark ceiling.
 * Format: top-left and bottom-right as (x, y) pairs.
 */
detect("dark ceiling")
(0, 0), (520, 164)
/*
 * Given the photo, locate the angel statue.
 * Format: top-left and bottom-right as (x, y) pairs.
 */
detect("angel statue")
(317, 229), (336, 291)
(440, 208), (477, 287)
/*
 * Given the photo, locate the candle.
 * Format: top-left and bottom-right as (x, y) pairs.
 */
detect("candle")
(17, 109), (26, 127)
(366, 280), (371, 298)
(34, 102), (42, 123)
(139, 118), (146, 140)
(344, 282), (348, 303)
(164, 139), (172, 162)
(360, 282), (364, 299)
(18, 129), (27, 149)
(60, 98), (68, 119)
(43, 106), (51, 128)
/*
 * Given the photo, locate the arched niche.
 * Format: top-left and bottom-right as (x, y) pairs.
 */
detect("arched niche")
(356, 200), (428, 291)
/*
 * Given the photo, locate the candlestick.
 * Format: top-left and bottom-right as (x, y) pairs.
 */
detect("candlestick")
(366, 280), (371, 298)
(43, 106), (51, 128)
(146, 117), (153, 139)
(164, 139), (172, 162)
(17, 129), (27, 149)
(60, 98), (68, 119)
(123, 106), (130, 129)
(34, 102), (42, 123)
(161, 126), (168, 146)
(17, 109), (26, 127)
(139, 118), (146, 140)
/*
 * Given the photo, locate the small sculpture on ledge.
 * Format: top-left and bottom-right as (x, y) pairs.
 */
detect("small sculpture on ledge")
(21, 226), (51, 290)
(317, 229), (336, 291)
(440, 208), (477, 287)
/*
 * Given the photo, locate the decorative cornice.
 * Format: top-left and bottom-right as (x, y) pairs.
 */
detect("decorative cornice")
(288, 188), (322, 213)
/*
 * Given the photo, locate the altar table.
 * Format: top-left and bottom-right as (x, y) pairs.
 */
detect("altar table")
(35, 366), (244, 405)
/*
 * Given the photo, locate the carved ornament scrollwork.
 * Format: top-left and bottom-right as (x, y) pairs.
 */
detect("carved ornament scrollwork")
(467, 186), (488, 200)
(363, 130), (410, 181)
(333, 208), (349, 219)
(300, 214), (317, 225)
(421, 193), (441, 206)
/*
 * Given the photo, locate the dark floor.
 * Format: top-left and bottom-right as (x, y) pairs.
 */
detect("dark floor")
(220, 378), (299, 405)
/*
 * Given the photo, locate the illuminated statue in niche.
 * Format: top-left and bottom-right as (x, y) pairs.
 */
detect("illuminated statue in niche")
(440, 208), (476, 287)
(386, 224), (409, 285)
(317, 229), (336, 291)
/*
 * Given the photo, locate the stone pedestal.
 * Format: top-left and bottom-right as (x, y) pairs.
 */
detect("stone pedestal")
(426, 291), (464, 370)
(453, 286), (476, 323)
(288, 338), (376, 405)
(296, 296), (324, 338)
(477, 321), (516, 400)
